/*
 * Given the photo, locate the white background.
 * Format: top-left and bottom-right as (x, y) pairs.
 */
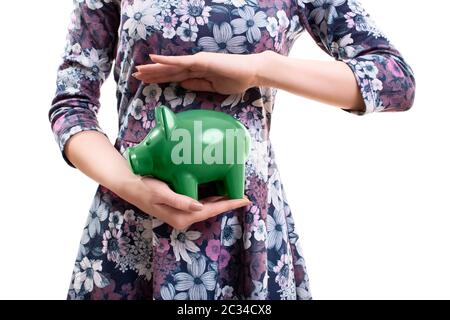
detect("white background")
(0, 0), (449, 300)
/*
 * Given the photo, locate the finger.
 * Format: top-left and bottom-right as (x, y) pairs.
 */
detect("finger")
(152, 203), (189, 216)
(134, 67), (188, 81)
(134, 68), (205, 83)
(149, 54), (195, 67)
(135, 63), (183, 75)
(156, 189), (204, 212)
(203, 198), (251, 217)
(189, 198), (251, 224)
(179, 78), (215, 92)
(139, 71), (191, 84)
(154, 203), (214, 231)
(151, 203), (193, 230)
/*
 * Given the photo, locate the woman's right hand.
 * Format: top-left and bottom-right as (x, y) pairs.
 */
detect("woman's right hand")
(64, 131), (250, 230)
(118, 175), (251, 230)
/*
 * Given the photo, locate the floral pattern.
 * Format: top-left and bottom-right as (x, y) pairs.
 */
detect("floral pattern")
(49, 0), (415, 300)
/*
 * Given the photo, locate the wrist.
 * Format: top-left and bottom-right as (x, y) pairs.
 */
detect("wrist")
(254, 50), (278, 87)
(109, 170), (142, 200)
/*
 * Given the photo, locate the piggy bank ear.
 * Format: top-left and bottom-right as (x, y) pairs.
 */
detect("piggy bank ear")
(155, 105), (176, 139)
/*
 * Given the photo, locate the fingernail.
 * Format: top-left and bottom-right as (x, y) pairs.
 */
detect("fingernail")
(191, 202), (204, 210)
(132, 72), (138, 78)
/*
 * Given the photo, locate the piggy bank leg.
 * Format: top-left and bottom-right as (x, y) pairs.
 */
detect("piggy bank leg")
(173, 173), (199, 200)
(215, 181), (228, 197)
(224, 165), (245, 199)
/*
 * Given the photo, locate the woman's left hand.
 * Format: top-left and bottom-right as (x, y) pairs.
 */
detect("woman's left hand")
(133, 51), (266, 95)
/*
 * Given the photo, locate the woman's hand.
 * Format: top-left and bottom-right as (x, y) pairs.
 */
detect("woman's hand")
(134, 50), (367, 112)
(132, 51), (267, 95)
(65, 131), (250, 231)
(119, 175), (251, 230)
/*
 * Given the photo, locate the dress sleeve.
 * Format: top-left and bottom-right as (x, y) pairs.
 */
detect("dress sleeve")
(296, 0), (416, 115)
(48, 0), (121, 167)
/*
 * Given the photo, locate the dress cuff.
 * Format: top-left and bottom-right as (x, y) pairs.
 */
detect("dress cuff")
(53, 118), (107, 168)
(341, 58), (380, 116)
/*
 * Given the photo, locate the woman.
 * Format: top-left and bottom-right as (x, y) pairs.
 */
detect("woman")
(49, 0), (415, 300)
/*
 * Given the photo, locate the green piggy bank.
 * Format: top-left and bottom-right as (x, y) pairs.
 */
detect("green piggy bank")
(125, 105), (251, 200)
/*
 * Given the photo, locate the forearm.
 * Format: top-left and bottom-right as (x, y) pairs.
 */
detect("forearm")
(64, 130), (138, 196)
(256, 51), (365, 112)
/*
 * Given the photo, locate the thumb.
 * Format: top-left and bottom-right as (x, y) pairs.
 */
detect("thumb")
(149, 54), (193, 67)
(180, 79), (215, 92)
(191, 197), (252, 223)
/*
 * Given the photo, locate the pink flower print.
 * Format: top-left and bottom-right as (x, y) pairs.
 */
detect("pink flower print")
(157, 238), (170, 254)
(248, 251), (266, 280)
(273, 0), (285, 10)
(206, 239), (221, 261)
(249, 205), (261, 227)
(345, 12), (356, 29)
(121, 283), (137, 300)
(259, 0), (273, 9)
(91, 280), (122, 300)
(124, 219), (139, 238)
(102, 229), (128, 262)
(194, 218), (221, 245)
(386, 58), (405, 78)
(157, 12), (179, 39)
(218, 248), (231, 269)
(142, 110), (156, 130)
(273, 254), (293, 289)
(175, 0), (211, 26)
(254, 31), (274, 53)
(239, 105), (259, 127)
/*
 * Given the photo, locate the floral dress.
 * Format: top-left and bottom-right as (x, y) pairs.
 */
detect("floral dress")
(49, 0), (415, 300)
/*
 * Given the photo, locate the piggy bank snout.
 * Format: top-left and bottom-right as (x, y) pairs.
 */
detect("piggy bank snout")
(126, 146), (153, 176)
